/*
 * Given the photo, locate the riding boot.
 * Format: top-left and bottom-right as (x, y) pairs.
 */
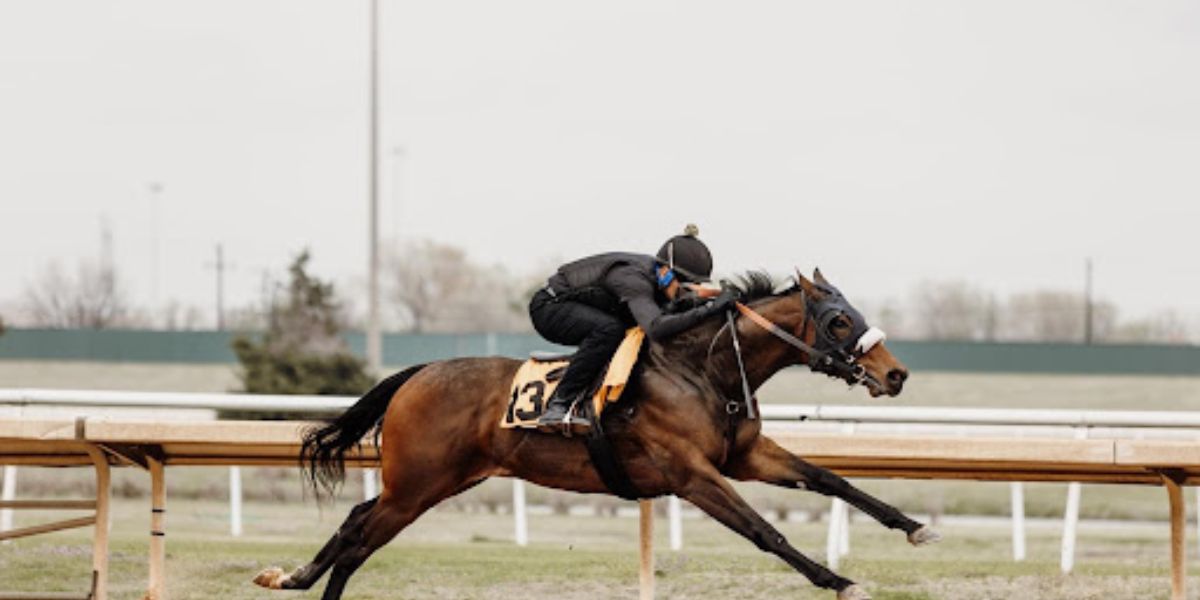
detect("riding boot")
(536, 389), (591, 435)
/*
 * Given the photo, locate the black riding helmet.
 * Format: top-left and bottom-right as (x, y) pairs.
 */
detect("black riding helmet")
(655, 224), (713, 283)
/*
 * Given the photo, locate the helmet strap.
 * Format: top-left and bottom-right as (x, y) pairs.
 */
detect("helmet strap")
(657, 267), (676, 289)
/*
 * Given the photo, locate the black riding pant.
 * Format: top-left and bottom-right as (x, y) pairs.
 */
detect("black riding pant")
(528, 289), (626, 403)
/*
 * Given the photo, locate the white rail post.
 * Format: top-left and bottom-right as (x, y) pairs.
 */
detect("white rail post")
(363, 469), (378, 500)
(1, 465), (15, 542)
(1060, 428), (1087, 573)
(826, 499), (846, 570)
(1011, 482), (1026, 561)
(839, 505), (850, 557)
(828, 422), (854, 563)
(668, 495), (682, 551)
(1196, 487), (1199, 560)
(229, 467), (243, 537)
(513, 480), (528, 547)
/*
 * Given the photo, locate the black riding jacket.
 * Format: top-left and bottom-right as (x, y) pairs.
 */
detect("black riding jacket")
(546, 252), (716, 342)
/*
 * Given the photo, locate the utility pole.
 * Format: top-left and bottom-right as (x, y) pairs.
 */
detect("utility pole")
(205, 245), (228, 330)
(1084, 258), (1094, 345)
(147, 182), (164, 311)
(366, 0), (383, 374)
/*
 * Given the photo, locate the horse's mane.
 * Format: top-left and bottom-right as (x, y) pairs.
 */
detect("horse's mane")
(723, 270), (794, 303)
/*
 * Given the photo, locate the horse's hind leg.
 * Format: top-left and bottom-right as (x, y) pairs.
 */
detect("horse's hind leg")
(726, 436), (937, 545)
(679, 461), (863, 598)
(316, 473), (485, 600)
(254, 476), (483, 596)
(253, 497), (379, 590)
(314, 495), (418, 600)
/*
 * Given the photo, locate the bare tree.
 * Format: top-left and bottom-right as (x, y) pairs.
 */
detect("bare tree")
(384, 239), (530, 333)
(386, 240), (473, 332)
(1111, 310), (1194, 344)
(1004, 290), (1117, 342)
(21, 258), (135, 329)
(909, 280), (990, 341)
(159, 300), (208, 331)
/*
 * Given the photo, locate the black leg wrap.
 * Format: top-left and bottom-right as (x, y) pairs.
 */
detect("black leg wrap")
(803, 464), (921, 533)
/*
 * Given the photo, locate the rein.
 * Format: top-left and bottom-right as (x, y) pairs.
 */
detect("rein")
(725, 299), (884, 396)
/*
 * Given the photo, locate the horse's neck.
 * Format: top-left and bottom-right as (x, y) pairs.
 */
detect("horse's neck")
(663, 293), (807, 399)
(730, 295), (807, 391)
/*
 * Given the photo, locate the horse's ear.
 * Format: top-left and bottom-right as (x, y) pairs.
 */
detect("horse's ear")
(794, 267), (817, 296)
(813, 267), (830, 286)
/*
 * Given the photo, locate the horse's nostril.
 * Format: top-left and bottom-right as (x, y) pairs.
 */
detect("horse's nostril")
(887, 369), (908, 387)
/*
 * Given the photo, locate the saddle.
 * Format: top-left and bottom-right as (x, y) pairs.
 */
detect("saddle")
(501, 328), (645, 429)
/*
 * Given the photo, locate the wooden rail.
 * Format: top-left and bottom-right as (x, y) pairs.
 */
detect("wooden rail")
(1, 416), (1197, 600)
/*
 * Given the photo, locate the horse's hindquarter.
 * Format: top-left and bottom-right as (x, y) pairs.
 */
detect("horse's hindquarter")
(376, 356), (613, 495)
(378, 357), (521, 490)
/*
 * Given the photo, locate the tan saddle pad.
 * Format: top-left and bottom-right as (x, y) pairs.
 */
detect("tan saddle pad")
(501, 328), (646, 429)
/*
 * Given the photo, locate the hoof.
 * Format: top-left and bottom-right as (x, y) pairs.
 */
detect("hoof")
(837, 584), (871, 600)
(908, 525), (942, 547)
(253, 567), (291, 590)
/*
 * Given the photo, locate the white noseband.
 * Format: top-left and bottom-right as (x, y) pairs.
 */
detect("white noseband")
(854, 327), (887, 355)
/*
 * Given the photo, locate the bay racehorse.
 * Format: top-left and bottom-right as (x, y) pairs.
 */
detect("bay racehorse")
(253, 269), (938, 600)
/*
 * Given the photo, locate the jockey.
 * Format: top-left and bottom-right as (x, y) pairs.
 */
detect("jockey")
(528, 224), (735, 433)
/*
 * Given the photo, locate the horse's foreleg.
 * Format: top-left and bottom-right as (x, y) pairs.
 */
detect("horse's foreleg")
(679, 463), (861, 597)
(726, 436), (936, 544)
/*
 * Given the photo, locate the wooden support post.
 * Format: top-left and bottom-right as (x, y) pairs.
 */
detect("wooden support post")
(0, 515), (96, 541)
(1162, 474), (1186, 600)
(0, 500), (96, 510)
(1, 465), (15, 541)
(83, 446), (110, 600)
(639, 500), (654, 600)
(148, 457), (166, 600)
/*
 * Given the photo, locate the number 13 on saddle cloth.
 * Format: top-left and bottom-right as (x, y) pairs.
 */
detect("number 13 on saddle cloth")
(502, 328), (646, 429)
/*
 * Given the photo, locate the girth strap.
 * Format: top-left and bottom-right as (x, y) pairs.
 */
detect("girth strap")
(583, 410), (643, 501)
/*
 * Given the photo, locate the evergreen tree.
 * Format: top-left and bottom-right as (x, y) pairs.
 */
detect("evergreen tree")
(232, 251), (373, 410)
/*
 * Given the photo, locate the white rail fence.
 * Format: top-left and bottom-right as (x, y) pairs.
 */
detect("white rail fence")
(3, 388), (1199, 572)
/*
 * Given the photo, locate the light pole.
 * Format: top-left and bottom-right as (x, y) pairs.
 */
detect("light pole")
(366, 0), (383, 375)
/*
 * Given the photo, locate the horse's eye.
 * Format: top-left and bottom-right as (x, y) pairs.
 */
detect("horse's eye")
(827, 315), (853, 339)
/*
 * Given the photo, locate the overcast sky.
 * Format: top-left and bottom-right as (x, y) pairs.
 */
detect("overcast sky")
(1, 1), (1197, 326)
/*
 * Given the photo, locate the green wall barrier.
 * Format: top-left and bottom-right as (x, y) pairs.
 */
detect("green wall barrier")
(0, 329), (1196, 376)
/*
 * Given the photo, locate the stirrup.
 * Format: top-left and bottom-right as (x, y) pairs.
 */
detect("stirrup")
(559, 398), (591, 438)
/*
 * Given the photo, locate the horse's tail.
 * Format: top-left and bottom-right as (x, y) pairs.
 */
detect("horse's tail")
(301, 362), (428, 497)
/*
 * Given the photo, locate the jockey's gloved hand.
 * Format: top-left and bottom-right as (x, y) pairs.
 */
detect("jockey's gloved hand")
(708, 289), (737, 312)
(667, 288), (704, 313)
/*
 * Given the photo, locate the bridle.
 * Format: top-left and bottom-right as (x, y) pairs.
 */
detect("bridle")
(714, 277), (889, 412)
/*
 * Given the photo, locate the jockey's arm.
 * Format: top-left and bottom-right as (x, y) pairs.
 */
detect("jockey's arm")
(683, 283), (722, 299)
(607, 266), (723, 343)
